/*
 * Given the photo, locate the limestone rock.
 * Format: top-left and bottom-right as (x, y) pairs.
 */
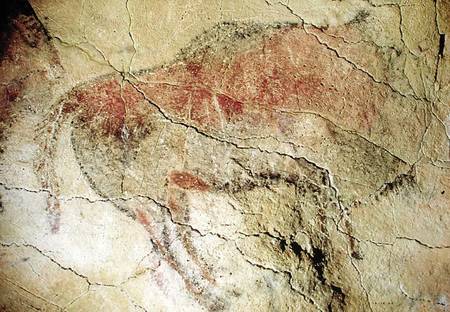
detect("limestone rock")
(0, 0), (448, 311)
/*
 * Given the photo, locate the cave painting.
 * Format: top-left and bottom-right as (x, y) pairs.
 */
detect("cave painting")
(35, 22), (415, 310)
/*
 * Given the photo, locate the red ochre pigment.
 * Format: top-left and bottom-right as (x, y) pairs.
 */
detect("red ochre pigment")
(63, 24), (386, 141)
(169, 171), (210, 192)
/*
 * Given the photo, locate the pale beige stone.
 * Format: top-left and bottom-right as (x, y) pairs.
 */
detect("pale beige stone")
(0, 0), (448, 311)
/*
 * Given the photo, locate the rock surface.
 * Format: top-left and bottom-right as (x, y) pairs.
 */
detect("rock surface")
(0, 0), (449, 311)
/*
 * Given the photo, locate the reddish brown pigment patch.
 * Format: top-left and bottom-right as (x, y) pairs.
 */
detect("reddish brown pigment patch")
(45, 196), (61, 234)
(64, 78), (145, 139)
(169, 171), (209, 191)
(50, 204), (61, 233)
(136, 208), (151, 226)
(133, 24), (385, 133)
(186, 62), (203, 77)
(168, 196), (183, 215)
(5, 82), (21, 102)
(217, 94), (243, 119)
(62, 24), (387, 140)
(0, 81), (24, 136)
(0, 90), (14, 134)
(137, 201), (216, 305)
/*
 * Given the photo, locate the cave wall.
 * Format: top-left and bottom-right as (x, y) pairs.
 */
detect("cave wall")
(0, 0), (449, 311)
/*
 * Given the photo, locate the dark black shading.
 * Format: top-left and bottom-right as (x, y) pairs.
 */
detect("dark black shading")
(0, 0), (34, 58)
(439, 34), (445, 57)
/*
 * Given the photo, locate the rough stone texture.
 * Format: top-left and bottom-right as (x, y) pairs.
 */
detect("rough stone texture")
(0, 0), (449, 311)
